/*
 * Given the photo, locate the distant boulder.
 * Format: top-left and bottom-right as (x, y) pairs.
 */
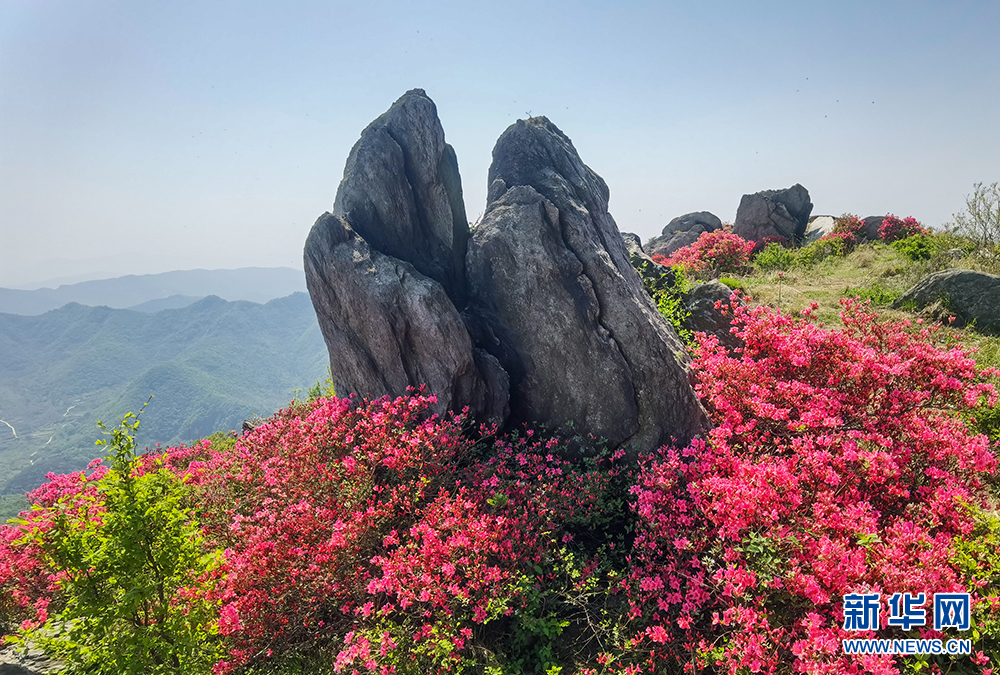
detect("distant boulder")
(894, 269), (1000, 333)
(733, 184), (813, 245)
(803, 215), (836, 243)
(861, 215), (885, 241)
(646, 211), (722, 258)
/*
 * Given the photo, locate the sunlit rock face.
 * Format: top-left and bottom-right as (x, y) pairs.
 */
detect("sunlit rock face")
(305, 90), (708, 453)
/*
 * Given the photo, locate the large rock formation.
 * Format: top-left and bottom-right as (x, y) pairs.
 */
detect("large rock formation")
(304, 90), (708, 454)
(894, 269), (1000, 333)
(467, 118), (707, 450)
(331, 90), (470, 303)
(733, 184), (813, 244)
(646, 211), (722, 258)
(304, 90), (504, 422)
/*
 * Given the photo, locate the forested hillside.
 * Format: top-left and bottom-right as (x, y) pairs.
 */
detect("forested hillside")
(0, 292), (327, 501)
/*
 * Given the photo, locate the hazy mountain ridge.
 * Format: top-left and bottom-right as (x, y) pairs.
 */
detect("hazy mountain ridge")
(0, 267), (306, 315)
(0, 292), (328, 497)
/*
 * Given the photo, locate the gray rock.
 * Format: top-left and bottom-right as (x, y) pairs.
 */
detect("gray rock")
(894, 269), (1000, 333)
(332, 89), (469, 303)
(803, 215), (836, 243)
(861, 215), (885, 241)
(621, 232), (646, 260)
(684, 281), (742, 351)
(306, 94), (707, 455)
(733, 184), (813, 244)
(467, 117), (708, 452)
(0, 642), (62, 674)
(622, 232), (682, 299)
(646, 211), (723, 258)
(304, 212), (505, 422)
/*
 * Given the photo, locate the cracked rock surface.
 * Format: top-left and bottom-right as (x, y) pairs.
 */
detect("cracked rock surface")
(305, 90), (707, 454)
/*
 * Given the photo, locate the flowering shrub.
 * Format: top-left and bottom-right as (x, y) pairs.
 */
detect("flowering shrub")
(172, 395), (618, 673)
(653, 230), (755, 275)
(627, 297), (1000, 674)
(880, 215), (930, 243)
(1, 411), (221, 675)
(833, 213), (866, 244)
(4, 298), (1000, 675)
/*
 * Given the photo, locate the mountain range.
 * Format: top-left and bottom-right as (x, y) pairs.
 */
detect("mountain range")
(0, 288), (329, 516)
(0, 267), (306, 316)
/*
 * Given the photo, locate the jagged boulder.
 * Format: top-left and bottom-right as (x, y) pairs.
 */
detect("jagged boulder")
(466, 117), (707, 451)
(305, 93), (708, 454)
(684, 281), (742, 350)
(894, 269), (1000, 333)
(331, 89), (469, 303)
(733, 184), (813, 244)
(304, 90), (506, 422)
(646, 211), (723, 258)
(304, 212), (505, 421)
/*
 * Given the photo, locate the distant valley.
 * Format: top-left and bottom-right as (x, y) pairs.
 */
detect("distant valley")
(0, 279), (329, 517)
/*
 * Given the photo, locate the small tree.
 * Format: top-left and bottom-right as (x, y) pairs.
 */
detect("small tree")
(15, 403), (222, 674)
(952, 181), (1000, 248)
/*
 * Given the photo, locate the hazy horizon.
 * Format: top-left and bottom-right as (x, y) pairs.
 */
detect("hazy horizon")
(2, 0), (998, 288)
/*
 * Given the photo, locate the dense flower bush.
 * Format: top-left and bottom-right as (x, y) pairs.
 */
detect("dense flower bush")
(653, 230), (755, 275)
(880, 215), (930, 243)
(833, 214), (866, 244)
(3, 297), (1000, 675)
(626, 297), (1000, 674)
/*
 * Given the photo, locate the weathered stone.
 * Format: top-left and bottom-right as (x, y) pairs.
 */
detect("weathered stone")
(733, 184), (813, 244)
(306, 94), (707, 455)
(466, 117), (708, 452)
(861, 215), (885, 241)
(646, 211), (723, 258)
(0, 641), (62, 674)
(621, 232), (647, 261)
(622, 232), (682, 301)
(304, 213), (505, 421)
(332, 89), (469, 303)
(894, 269), (1000, 333)
(803, 215), (836, 243)
(684, 281), (742, 351)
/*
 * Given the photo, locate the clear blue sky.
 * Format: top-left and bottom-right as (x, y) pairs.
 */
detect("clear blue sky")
(2, 0), (998, 288)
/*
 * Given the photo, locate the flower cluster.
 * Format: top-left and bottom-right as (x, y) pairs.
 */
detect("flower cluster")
(880, 215), (929, 243)
(653, 230), (755, 275)
(627, 296), (999, 673)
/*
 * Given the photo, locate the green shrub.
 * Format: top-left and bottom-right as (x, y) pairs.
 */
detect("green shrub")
(753, 242), (796, 271)
(797, 236), (849, 267)
(717, 276), (743, 291)
(653, 266), (693, 345)
(15, 405), (222, 674)
(891, 233), (934, 261)
(843, 283), (901, 307)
